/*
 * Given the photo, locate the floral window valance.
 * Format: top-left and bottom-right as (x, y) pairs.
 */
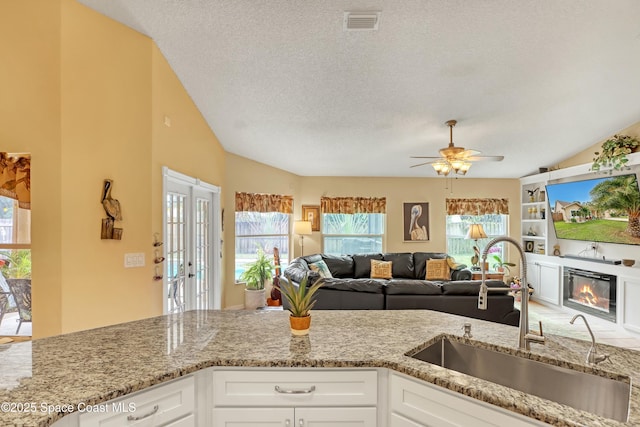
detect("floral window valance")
(235, 192), (293, 214)
(446, 198), (509, 215)
(0, 153), (30, 210)
(320, 196), (386, 214)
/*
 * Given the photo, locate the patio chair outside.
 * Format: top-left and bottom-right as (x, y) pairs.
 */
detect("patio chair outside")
(6, 279), (31, 334)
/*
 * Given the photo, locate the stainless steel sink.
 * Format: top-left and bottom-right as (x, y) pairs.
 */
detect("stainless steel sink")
(409, 336), (631, 422)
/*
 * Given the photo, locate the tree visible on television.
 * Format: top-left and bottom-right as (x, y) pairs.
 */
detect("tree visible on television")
(590, 175), (640, 238)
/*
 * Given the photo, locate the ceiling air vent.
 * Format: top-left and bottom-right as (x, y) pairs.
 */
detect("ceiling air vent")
(343, 11), (381, 31)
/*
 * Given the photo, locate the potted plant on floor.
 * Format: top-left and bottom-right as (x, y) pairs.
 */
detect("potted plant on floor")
(491, 254), (516, 275)
(240, 247), (274, 310)
(280, 274), (323, 335)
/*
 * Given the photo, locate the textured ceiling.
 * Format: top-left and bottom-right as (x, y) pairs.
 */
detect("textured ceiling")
(76, 0), (640, 178)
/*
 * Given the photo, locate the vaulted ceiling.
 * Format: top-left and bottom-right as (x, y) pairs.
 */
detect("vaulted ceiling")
(77, 0), (640, 178)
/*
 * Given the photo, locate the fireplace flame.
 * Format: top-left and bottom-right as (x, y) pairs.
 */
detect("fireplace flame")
(575, 284), (599, 306)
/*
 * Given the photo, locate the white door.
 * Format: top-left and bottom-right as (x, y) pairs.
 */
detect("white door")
(163, 168), (221, 314)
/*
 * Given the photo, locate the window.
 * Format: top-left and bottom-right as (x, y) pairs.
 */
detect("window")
(446, 214), (508, 268)
(234, 211), (289, 281)
(322, 213), (385, 255)
(0, 197), (30, 245)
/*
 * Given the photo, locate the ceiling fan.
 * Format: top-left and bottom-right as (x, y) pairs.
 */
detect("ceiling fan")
(410, 120), (504, 176)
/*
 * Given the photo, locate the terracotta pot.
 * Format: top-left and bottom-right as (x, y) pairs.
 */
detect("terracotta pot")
(289, 315), (311, 336)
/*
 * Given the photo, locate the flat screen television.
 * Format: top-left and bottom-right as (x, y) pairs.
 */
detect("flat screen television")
(545, 173), (640, 246)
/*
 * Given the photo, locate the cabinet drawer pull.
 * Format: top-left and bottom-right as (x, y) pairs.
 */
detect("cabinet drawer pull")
(126, 404), (159, 421)
(274, 385), (316, 394)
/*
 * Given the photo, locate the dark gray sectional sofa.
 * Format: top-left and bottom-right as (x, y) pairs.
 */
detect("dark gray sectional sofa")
(281, 252), (520, 326)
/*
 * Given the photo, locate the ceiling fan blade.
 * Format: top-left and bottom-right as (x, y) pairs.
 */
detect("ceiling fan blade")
(410, 161), (436, 168)
(458, 149), (481, 158)
(465, 155), (505, 162)
(410, 156), (441, 159)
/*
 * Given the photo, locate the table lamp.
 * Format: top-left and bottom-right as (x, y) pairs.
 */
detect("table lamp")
(294, 220), (312, 256)
(466, 223), (487, 270)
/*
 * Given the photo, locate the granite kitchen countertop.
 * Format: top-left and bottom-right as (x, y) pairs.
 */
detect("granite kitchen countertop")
(0, 309), (638, 426)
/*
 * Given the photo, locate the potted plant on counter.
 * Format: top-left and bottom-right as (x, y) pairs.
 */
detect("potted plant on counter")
(280, 274), (323, 335)
(240, 247), (274, 310)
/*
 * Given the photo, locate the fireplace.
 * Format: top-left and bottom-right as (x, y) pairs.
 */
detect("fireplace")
(563, 268), (617, 322)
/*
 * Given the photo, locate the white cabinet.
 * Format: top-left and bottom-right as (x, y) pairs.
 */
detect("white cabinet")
(78, 376), (195, 427)
(526, 259), (561, 306)
(211, 369), (378, 426)
(622, 275), (640, 333)
(214, 407), (377, 426)
(389, 372), (545, 427)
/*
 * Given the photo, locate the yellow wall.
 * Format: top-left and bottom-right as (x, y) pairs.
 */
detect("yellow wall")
(1, 0), (226, 337)
(60, 0), (154, 333)
(224, 153), (300, 308)
(1, 0), (63, 338)
(556, 121), (640, 169)
(298, 176), (520, 257)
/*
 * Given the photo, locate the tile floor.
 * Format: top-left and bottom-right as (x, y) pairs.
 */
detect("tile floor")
(0, 312), (31, 337)
(526, 299), (640, 351)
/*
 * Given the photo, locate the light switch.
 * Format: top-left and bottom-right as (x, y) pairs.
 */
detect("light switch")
(124, 253), (145, 268)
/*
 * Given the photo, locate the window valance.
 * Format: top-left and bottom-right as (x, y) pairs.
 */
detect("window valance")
(0, 153), (30, 210)
(446, 198), (509, 215)
(320, 196), (386, 214)
(235, 192), (293, 213)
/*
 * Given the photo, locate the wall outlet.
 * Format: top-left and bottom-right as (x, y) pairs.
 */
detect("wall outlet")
(124, 253), (145, 268)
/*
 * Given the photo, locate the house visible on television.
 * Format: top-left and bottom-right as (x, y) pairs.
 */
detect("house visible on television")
(552, 200), (593, 223)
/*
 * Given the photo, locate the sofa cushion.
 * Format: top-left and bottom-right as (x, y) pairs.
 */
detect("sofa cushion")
(413, 252), (448, 279)
(301, 254), (323, 264)
(384, 279), (443, 295)
(382, 253), (414, 278)
(371, 259), (392, 279)
(321, 254), (354, 278)
(426, 259), (450, 280)
(309, 260), (332, 278)
(353, 253), (384, 278)
(284, 258), (318, 284)
(441, 280), (508, 295)
(318, 278), (386, 293)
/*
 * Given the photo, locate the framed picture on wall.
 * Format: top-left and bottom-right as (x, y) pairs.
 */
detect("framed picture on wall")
(302, 205), (320, 231)
(403, 202), (429, 242)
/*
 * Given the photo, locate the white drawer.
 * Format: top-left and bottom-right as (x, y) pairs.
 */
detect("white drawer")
(79, 376), (195, 427)
(212, 369), (378, 407)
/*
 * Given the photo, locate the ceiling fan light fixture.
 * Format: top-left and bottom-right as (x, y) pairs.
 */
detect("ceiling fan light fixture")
(456, 160), (472, 175)
(432, 160), (450, 176)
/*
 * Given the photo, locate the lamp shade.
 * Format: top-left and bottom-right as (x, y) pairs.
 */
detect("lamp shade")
(294, 220), (312, 235)
(466, 223), (488, 240)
